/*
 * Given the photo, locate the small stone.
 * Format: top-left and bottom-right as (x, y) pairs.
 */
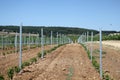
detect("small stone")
(82, 75), (86, 78)
(93, 76), (96, 79)
(62, 68), (66, 71)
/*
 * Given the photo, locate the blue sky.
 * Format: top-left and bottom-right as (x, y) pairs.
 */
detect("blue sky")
(0, 0), (120, 31)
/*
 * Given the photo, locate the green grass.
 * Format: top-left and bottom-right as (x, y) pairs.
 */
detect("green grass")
(0, 74), (4, 80)
(93, 49), (107, 54)
(7, 67), (14, 80)
(66, 67), (74, 80)
(30, 57), (37, 64)
(14, 66), (21, 73)
(68, 35), (79, 43)
(37, 52), (42, 58)
(22, 61), (30, 68)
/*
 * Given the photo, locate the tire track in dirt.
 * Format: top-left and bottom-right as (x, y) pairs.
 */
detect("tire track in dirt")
(14, 44), (100, 80)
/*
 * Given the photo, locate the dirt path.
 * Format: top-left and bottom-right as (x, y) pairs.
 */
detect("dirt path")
(0, 45), (55, 80)
(14, 44), (100, 80)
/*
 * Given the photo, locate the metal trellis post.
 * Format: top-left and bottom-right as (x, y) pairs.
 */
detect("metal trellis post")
(19, 23), (22, 69)
(90, 32), (93, 61)
(41, 28), (44, 58)
(99, 28), (103, 79)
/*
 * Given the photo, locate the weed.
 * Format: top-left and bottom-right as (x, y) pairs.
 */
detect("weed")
(10, 51), (12, 53)
(44, 51), (47, 56)
(0, 74), (4, 80)
(102, 51), (107, 54)
(80, 43), (111, 80)
(7, 67), (14, 80)
(23, 48), (27, 50)
(103, 74), (111, 80)
(13, 51), (15, 53)
(66, 67), (74, 80)
(87, 50), (91, 59)
(16, 50), (19, 53)
(7, 52), (10, 54)
(93, 49), (106, 54)
(22, 61), (30, 68)
(14, 66), (20, 73)
(2, 52), (5, 56)
(92, 60), (100, 72)
(93, 49), (99, 54)
(37, 52), (41, 58)
(46, 50), (51, 53)
(30, 57), (37, 64)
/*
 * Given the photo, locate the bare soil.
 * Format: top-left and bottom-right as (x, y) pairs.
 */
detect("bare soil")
(95, 40), (120, 49)
(87, 41), (120, 80)
(0, 45), (55, 80)
(13, 44), (100, 80)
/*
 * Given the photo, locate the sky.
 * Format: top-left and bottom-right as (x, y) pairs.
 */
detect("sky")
(0, 0), (120, 31)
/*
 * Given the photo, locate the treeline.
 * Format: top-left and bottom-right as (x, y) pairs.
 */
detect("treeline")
(93, 34), (120, 41)
(0, 26), (119, 39)
(102, 31), (119, 35)
(0, 26), (98, 36)
(103, 35), (120, 40)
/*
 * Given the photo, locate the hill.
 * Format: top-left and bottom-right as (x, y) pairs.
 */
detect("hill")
(0, 26), (98, 36)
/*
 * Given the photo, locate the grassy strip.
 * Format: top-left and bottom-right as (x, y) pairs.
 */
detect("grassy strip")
(37, 44), (65, 58)
(66, 67), (74, 80)
(6, 44), (65, 80)
(1, 45), (39, 56)
(80, 43), (112, 80)
(93, 49), (106, 54)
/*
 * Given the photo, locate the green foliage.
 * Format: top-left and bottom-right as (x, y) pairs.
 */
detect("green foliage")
(92, 59), (100, 71)
(93, 49), (106, 54)
(103, 35), (120, 40)
(93, 49), (100, 54)
(30, 57), (37, 64)
(51, 47), (56, 51)
(7, 52), (10, 54)
(14, 66), (20, 73)
(50, 44), (64, 52)
(23, 47), (28, 50)
(22, 61), (30, 68)
(68, 35), (79, 43)
(80, 44), (99, 71)
(10, 51), (12, 53)
(0, 26), (99, 36)
(87, 50), (91, 59)
(80, 44), (112, 80)
(30, 46), (36, 49)
(46, 50), (51, 53)
(37, 52), (41, 58)
(38, 44), (64, 58)
(80, 43), (87, 51)
(66, 67), (74, 80)
(7, 67), (14, 79)
(2, 52), (5, 56)
(103, 74), (111, 80)
(44, 51), (47, 55)
(0, 74), (4, 80)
